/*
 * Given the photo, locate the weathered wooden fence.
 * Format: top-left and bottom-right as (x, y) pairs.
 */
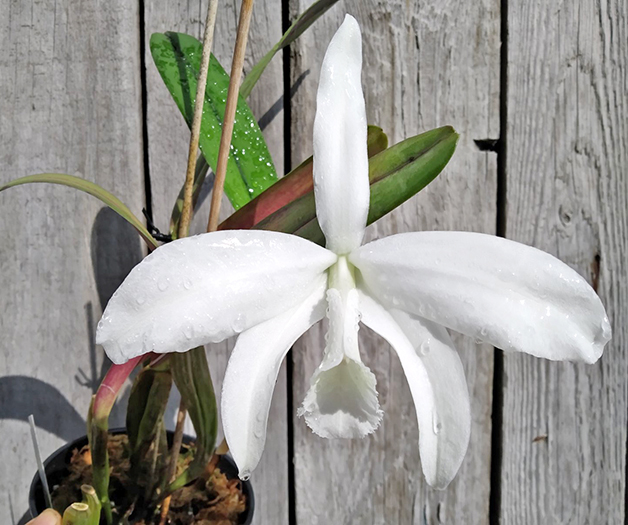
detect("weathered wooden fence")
(1, 1), (626, 523)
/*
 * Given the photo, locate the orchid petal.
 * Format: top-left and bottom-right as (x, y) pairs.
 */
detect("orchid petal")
(222, 283), (327, 479)
(351, 231), (611, 363)
(358, 289), (470, 489)
(96, 230), (336, 364)
(313, 14), (369, 254)
(297, 287), (383, 438)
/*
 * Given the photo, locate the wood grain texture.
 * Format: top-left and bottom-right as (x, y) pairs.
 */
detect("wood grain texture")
(501, 0), (627, 522)
(288, 1), (500, 523)
(143, 1), (288, 524)
(0, 0), (144, 523)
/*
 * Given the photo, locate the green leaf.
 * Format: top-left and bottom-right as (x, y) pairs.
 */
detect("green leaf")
(255, 126), (459, 244)
(167, 347), (218, 494)
(126, 364), (172, 499)
(220, 125), (388, 230)
(0, 173), (158, 250)
(240, 0), (341, 98)
(151, 32), (278, 210)
(126, 365), (172, 455)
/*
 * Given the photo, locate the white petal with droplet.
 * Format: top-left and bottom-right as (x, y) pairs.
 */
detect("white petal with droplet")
(313, 14), (369, 255)
(358, 289), (470, 490)
(96, 230), (336, 364)
(351, 231), (611, 363)
(222, 282), (327, 479)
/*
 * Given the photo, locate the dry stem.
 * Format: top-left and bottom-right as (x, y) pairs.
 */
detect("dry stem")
(159, 400), (187, 525)
(206, 0), (256, 232)
(177, 0), (219, 239)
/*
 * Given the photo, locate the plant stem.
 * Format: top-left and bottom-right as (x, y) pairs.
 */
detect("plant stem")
(178, 0), (219, 239)
(207, 0), (256, 232)
(159, 399), (187, 525)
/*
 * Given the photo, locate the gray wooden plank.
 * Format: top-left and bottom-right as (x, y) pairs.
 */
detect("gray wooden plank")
(289, 2), (500, 523)
(501, 0), (627, 522)
(0, 0), (145, 523)
(143, 2), (288, 524)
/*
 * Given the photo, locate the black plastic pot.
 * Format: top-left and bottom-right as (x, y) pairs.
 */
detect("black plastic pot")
(29, 428), (254, 524)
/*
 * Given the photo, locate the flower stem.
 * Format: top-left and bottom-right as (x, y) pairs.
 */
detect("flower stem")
(206, 0), (256, 233)
(178, 0), (219, 239)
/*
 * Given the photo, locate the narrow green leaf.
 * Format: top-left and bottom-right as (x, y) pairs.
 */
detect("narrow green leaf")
(240, 0), (340, 98)
(255, 126), (459, 244)
(167, 347), (217, 494)
(126, 365), (172, 493)
(220, 125), (388, 230)
(0, 173), (158, 250)
(150, 32), (278, 210)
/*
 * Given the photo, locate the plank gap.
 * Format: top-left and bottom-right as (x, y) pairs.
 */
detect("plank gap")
(489, 0), (509, 522)
(138, 0), (153, 223)
(282, 2), (297, 524)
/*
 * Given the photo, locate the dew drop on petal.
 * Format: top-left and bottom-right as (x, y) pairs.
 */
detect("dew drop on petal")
(158, 279), (169, 292)
(136, 295), (146, 305)
(183, 279), (193, 290)
(419, 341), (430, 356)
(432, 412), (442, 435)
(240, 471), (251, 482)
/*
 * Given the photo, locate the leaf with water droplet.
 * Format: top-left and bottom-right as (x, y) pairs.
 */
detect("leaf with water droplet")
(150, 32), (278, 226)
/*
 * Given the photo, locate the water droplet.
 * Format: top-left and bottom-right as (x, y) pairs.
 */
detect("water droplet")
(183, 325), (193, 340)
(183, 279), (193, 290)
(232, 314), (246, 333)
(136, 295), (146, 305)
(240, 470), (251, 481)
(480, 327), (488, 337)
(419, 341), (430, 356)
(432, 412), (442, 435)
(254, 430), (263, 439)
(158, 279), (169, 292)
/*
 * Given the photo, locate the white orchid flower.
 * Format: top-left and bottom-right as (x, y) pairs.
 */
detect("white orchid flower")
(96, 15), (611, 489)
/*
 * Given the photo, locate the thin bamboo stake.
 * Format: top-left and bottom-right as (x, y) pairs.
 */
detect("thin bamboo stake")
(161, 2), (220, 524)
(159, 401), (187, 525)
(207, 0), (256, 232)
(29, 415), (52, 509)
(178, 0), (220, 239)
